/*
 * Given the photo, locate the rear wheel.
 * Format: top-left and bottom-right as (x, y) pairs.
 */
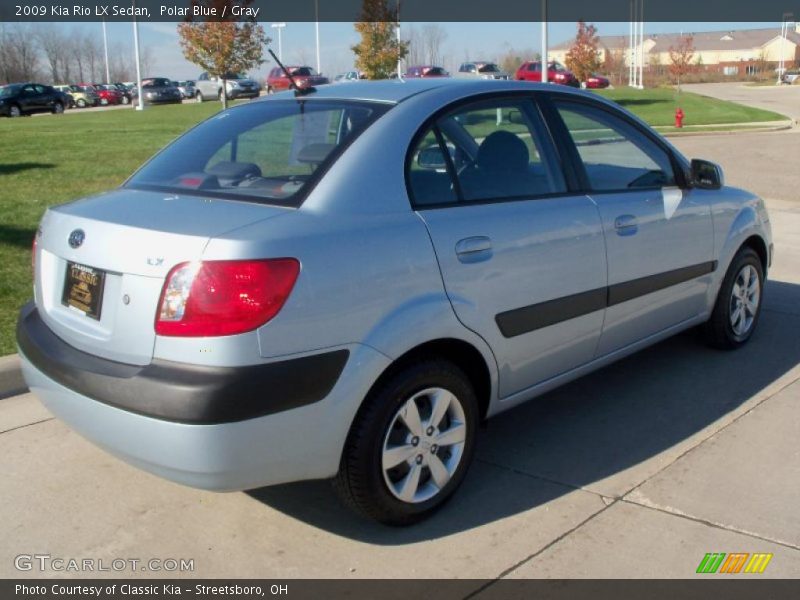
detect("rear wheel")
(334, 358), (478, 525)
(9, 104), (21, 117)
(52, 102), (64, 114)
(703, 247), (764, 349)
(76, 98), (86, 108)
(121, 95), (130, 105)
(195, 91), (204, 103)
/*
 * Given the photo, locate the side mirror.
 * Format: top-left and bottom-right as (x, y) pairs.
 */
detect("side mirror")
(417, 144), (453, 170)
(691, 159), (724, 190)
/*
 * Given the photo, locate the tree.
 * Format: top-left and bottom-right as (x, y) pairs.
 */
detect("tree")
(565, 21), (601, 85)
(421, 24), (447, 66)
(37, 25), (65, 84)
(351, 0), (408, 80)
(668, 34), (694, 90)
(177, 0), (268, 108)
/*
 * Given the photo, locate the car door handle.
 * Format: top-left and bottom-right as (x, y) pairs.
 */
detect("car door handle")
(614, 214), (638, 236)
(455, 236), (493, 263)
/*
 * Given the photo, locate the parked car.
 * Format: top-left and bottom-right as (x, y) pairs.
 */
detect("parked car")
(584, 73), (611, 89)
(195, 72), (260, 102)
(54, 84), (99, 108)
(139, 77), (182, 104)
(108, 82), (134, 104)
(781, 69), (800, 84)
(456, 62), (510, 80)
(18, 80), (772, 525)
(84, 83), (122, 105)
(265, 66), (330, 93)
(175, 80), (196, 99)
(52, 86), (75, 108)
(335, 70), (367, 83)
(0, 82), (69, 117)
(404, 66), (450, 78)
(515, 61), (580, 87)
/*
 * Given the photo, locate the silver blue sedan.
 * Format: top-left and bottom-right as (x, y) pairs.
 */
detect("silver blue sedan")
(18, 79), (772, 525)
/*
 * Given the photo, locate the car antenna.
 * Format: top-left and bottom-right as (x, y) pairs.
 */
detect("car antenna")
(268, 48), (315, 97)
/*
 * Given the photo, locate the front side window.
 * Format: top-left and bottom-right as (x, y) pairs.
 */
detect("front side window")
(554, 100), (677, 191)
(408, 97), (565, 207)
(127, 100), (389, 206)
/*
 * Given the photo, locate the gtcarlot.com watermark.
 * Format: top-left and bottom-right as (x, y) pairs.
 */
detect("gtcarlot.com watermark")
(14, 554), (195, 573)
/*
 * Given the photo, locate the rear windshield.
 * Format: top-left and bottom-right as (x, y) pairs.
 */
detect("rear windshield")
(126, 99), (390, 206)
(478, 63), (500, 73)
(142, 78), (171, 88)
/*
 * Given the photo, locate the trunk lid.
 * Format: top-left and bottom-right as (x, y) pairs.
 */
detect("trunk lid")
(35, 188), (290, 365)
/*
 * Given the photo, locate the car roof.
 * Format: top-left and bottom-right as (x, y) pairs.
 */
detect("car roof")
(257, 78), (588, 105)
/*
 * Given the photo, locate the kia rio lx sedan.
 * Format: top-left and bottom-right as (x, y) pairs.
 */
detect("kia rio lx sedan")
(18, 79), (772, 525)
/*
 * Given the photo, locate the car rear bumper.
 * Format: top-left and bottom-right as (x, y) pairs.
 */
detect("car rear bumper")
(17, 302), (391, 490)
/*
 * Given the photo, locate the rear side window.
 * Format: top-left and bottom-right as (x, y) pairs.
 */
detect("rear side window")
(127, 100), (389, 206)
(554, 100), (677, 191)
(408, 97), (565, 207)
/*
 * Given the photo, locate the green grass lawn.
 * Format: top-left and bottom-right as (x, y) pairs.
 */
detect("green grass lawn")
(595, 87), (786, 127)
(0, 103), (224, 355)
(0, 89), (788, 355)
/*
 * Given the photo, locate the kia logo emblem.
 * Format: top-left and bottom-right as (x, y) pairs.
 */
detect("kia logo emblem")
(68, 229), (85, 249)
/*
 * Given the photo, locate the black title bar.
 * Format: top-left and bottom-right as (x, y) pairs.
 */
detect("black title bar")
(2, 0), (800, 23)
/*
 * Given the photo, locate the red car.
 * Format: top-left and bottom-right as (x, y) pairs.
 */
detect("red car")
(83, 83), (123, 105)
(265, 66), (329, 93)
(584, 74), (611, 89)
(404, 65), (450, 78)
(515, 61), (580, 87)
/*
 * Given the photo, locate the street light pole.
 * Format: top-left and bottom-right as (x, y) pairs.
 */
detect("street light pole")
(777, 13), (793, 84)
(132, 2), (143, 111)
(541, 0), (548, 83)
(271, 23), (286, 62)
(629, 1), (634, 86)
(315, 0), (321, 74)
(397, 0), (403, 79)
(638, 0), (645, 89)
(102, 20), (110, 84)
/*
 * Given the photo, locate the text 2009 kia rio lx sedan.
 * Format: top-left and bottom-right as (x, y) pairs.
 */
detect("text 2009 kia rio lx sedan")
(18, 79), (772, 525)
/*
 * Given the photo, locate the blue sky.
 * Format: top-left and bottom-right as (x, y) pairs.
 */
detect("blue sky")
(64, 20), (779, 80)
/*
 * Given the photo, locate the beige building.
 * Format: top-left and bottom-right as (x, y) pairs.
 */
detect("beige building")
(550, 26), (800, 76)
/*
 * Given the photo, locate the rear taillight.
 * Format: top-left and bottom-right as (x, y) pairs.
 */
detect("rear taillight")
(155, 259), (300, 337)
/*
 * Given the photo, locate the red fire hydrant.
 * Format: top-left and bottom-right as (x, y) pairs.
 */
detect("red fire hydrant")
(675, 107), (685, 128)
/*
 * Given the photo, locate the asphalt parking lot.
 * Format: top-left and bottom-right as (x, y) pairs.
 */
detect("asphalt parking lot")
(2, 109), (799, 583)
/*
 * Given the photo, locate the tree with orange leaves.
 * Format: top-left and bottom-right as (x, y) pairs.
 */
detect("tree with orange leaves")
(177, 1), (268, 108)
(351, 0), (408, 80)
(668, 35), (695, 91)
(565, 21), (601, 85)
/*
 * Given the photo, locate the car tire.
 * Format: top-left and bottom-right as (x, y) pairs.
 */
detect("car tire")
(121, 96), (130, 105)
(196, 91), (203, 103)
(100, 98), (108, 106)
(8, 104), (21, 118)
(267, 86), (274, 94)
(334, 358), (478, 526)
(703, 247), (764, 350)
(76, 98), (86, 108)
(52, 102), (64, 114)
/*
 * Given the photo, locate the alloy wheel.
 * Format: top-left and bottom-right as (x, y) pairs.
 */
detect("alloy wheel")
(381, 387), (467, 504)
(730, 264), (760, 336)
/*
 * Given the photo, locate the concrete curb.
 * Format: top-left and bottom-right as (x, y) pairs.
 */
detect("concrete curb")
(0, 354), (27, 400)
(659, 121), (795, 138)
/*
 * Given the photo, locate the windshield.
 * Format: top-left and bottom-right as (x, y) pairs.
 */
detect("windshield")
(0, 84), (22, 97)
(126, 100), (390, 206)
(478, 63), (500, 73)
(142, 78), (171, 88)
(291, 67), (315, 76)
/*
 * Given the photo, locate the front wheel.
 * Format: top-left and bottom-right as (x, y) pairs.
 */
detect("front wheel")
(334, 358), (478, 525)
(703, 247), (764, 349)
(9, 104), (21, 117)
(195, 91), (204, 103)
(76, 98), (86, 108)
(52, 102), (64, 114)
(121, 95), (130, 105)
